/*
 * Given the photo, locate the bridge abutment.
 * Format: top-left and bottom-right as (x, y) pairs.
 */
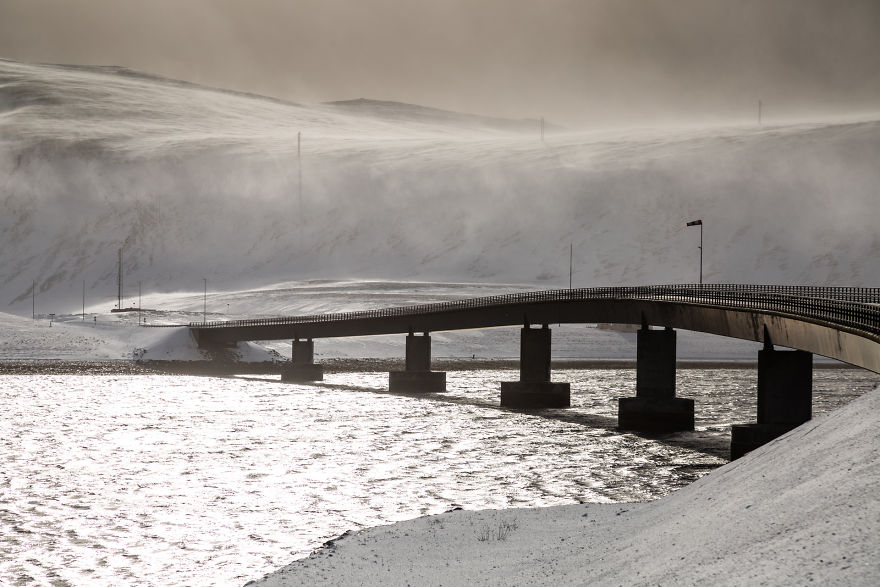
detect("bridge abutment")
(500, 325), (570, 408)
(388, 333), (446, 393)
(281, 339), (324, 382)
(730, 346), (812, 459)
(618, 326), (695, 432)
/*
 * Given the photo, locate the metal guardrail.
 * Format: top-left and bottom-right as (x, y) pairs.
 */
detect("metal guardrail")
(189, 284), (880, 339)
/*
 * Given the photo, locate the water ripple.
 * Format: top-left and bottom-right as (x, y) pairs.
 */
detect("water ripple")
(0, 368), (876, 586)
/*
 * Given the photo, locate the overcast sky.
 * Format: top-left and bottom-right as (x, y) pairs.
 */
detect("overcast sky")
(2, 0), (878, 126)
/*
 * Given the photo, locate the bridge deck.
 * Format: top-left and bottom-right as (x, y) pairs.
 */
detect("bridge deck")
(190, 284), (880, 373)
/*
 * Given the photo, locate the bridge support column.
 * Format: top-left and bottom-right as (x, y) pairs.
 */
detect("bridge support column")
(730, 346), (812, 459)
(281, 339), (324, 382)
(618, 327), (694, 432)
(500, 325), (570, 408)
(388, 333), (446, 393)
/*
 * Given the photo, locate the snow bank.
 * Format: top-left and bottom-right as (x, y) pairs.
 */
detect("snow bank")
(250, 386), (880, 586)
(0, 310), (276, 363)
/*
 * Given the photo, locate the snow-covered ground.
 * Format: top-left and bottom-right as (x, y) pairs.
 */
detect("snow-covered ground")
(250, 383), (880, 586)
(2, 58), (879, 320)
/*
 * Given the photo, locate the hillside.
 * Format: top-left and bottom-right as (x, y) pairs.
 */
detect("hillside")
(2, 58), (879, 317)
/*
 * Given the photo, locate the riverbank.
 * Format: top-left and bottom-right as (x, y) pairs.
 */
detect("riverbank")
(248, 385), (880, 586)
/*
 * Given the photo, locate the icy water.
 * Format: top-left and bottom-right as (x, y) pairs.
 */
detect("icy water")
(1, 369), (877, 586)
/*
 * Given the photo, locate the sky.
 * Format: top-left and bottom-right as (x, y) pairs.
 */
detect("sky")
(1, 0), (879, 126)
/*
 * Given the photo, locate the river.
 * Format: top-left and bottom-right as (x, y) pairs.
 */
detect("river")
(1, 367), (877, 586)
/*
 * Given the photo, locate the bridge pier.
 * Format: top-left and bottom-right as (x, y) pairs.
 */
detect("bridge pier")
(500, 325), (570, 408)
(730, 344), (812, 459)
(388, 333), (446, 393)
(618, 326), (695, 432)
(281, 338), (324, 382)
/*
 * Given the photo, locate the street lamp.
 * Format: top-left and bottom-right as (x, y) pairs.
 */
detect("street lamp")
(203, 277), (207, 324)
(686, 219), (703, 285)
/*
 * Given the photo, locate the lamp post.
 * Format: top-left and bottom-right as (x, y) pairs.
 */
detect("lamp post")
(203, 278), (207, 324)
(686, 219), (703, 285)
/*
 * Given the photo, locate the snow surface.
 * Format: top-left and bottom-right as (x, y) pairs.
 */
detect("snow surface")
(2, 59), (880, 318)
(250, 385), (880, 586)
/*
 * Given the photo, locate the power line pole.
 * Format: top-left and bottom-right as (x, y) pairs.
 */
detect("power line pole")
(117, 247), (123, 309)
(203, 277), (207, 324)
(82, 280), (85, 321)
(32, 279), (35, 320)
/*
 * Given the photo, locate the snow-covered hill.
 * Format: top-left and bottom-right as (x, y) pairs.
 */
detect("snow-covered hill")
(2, 58), (879, 317)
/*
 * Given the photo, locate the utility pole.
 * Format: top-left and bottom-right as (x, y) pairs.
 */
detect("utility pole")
(569, 243), (573, 291)
(82, 280), (85, 321)
(298, 131), (303, 221)
(138, 281), (142, 325)
(203, 277), (207, 324)
(117, 248), (123, 309)
(32, 279), (35, 320)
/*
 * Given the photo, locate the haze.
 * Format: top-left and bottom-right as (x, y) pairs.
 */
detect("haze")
(1, 0), (878, 126)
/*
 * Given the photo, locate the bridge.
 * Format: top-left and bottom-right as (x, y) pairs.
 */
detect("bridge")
(191, 284), (880, 458)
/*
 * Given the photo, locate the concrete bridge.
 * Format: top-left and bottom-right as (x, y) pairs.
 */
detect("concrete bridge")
(191, 284), (880, 458)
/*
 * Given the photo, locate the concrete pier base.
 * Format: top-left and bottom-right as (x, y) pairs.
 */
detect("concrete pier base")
(500, 381), (570, 408)
(500, 325), (570, 408)
(730, 423), (800, 460)
(281, 339), (324, 382)
(388, 333), (446, 393)
(730, 346), (812, 459)
(618, 327), (694, 432)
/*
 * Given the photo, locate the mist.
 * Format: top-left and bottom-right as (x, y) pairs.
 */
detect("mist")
(1, 0), (879, 126)
(1, 59), (879, 316)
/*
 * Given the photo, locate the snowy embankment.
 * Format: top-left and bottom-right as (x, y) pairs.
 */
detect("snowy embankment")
(0, 309), (275, 362)
(251, 386), (880, 586)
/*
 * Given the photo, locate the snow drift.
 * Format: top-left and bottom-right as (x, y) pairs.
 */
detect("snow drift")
(251, 384), (880, 586)
(2, 58), (879, 317)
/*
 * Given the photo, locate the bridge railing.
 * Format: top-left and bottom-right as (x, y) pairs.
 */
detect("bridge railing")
(189, 284), (880, 339)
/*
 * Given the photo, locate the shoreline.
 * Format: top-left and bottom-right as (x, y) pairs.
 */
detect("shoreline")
(248, 385), (880, 586)
(0, 357), (861, 375)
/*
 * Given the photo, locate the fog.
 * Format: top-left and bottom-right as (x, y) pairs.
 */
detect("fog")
(1, 0), (879, 126)
(1, 59), (879, 315)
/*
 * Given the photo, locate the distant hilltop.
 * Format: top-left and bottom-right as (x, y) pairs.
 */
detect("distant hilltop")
(324, 98), (557, 133)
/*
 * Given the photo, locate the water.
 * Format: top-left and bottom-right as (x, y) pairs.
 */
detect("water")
(1, 368), (877, 586)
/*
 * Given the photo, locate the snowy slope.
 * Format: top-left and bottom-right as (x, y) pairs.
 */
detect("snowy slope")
(2, 58), (879, 318)
(251, 385), (880, 586)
